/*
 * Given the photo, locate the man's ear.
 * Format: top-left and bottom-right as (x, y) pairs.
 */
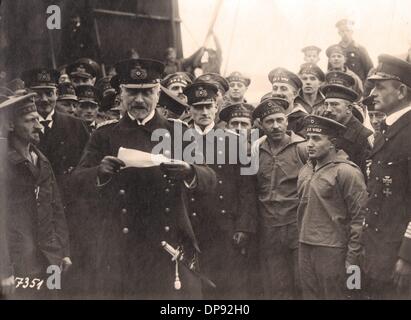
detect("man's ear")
(329, 136), (339, 150)
(398, 84), (408, 101)
(345, 100), (354, 114)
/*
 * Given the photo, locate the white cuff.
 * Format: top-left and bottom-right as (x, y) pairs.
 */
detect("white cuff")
(184, 174), (197, 189)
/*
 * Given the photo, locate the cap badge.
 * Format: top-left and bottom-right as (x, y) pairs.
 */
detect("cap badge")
(76, 65), (86, 73)
(84, 89), (94, 98)
(130, 66), (147, 80)
(37, 71), (51, 82)
(195, 87), (207, 98)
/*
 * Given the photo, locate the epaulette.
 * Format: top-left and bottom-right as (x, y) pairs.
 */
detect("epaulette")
(167, 118), (189, 128)
(96, 119), (119, 129)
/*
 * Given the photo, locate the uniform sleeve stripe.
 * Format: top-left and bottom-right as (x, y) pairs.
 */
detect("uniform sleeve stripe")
(405, 231), (411, 239)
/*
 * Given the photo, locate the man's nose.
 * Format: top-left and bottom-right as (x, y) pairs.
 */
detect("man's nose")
(134, 92), (144, 102)
(325, 105), (333, 113)
(370, 88), (377, 97)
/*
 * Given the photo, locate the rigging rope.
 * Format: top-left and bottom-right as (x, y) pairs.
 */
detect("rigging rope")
(223, 0), (241, 76)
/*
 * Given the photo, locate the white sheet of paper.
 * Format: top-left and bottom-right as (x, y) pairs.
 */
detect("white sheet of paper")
(117, 147), (173, 168)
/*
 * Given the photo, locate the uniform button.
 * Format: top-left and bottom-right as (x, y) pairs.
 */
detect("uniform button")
(165, 188), (170, 193)
(165, 133), (170, 138)
(218, 180), (223, 185)
(37, 202), (41, 207)
(164, 226), (170, 232)
(60, 141), (65, 145)
(373, 211), (378, 216)
(375, 177), (379, 181)
(218, 151), (223, 155)
(163, 174), (167, 178)
(121, 208), (127, 214)
(221, 209), (226, 214)
(119, 189), (126, 196)
(219, 195), (224, 200)
(219, 137), (224, 141)
(122, 227), (129, 234)
(375, 228), (379, 232)
(365, 207), (369, 211)
(192, 212), (197, 217)
(217, 165), (222, 169)
(365, 223), (369, 228)
(165, 207), (171, 213)
(385, 138), (389, 142)
(190, 197), (195, 202)
(374, 194), (378, 198)
(377, 161), (381, 165)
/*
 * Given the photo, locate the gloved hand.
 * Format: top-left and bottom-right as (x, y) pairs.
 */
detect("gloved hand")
(97, 156), (125, 182)
(160, 160), (195, 182)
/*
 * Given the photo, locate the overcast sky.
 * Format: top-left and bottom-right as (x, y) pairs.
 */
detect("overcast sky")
(179, 0), (411, 103)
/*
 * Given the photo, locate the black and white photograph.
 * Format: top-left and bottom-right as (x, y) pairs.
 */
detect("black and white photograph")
(0, 0), (411, 307)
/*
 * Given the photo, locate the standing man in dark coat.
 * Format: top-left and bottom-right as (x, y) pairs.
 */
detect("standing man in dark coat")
(21, 68), (90, 297)
(73, 59), (216, 299)
(322, 71), (373, 176)
(20, 68), (89, 202)
(1, 93), (71, 298)
(335, 19), (374, 83)
(362, 55), (411, 299)
(183, 83), (257, 299)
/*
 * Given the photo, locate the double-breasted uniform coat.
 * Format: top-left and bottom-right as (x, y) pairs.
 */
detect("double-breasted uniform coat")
(73, 111), (216, 299)
(187, 126), (257, 299)
(362, 109), (411, 298)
